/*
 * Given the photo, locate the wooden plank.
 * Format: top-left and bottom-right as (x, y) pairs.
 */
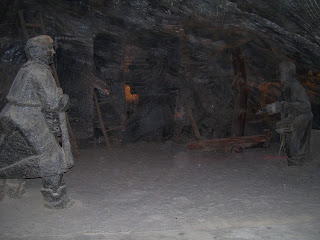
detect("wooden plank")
(105, 126), (122, 133)
(94, 126), (123, 133)
(184, 100), (201, 141)
(93, 91), (111, 150)
(187, 130), (270, 152)
(25, 23), (42, 27)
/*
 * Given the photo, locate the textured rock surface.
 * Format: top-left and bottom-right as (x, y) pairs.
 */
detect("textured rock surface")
(1, 0), (320, 141)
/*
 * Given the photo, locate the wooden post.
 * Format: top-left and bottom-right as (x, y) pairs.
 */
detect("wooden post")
(18, 10), (29, 40)
(184, 100), (201, 141)
(230, 47), (249, 137)
(50, 65), (61, 88)
(39, 9), (46, 35)
(93, 91), (111, 150)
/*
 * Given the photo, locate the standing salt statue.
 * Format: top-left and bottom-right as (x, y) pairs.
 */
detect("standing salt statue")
(0, 35), (74, 208)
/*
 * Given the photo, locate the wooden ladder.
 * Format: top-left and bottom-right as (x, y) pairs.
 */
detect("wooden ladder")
(18, 9), (46, 40)
(93, 91), (111, 150)
(18, 9), (80, 156)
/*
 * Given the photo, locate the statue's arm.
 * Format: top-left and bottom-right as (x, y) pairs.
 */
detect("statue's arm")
(266, 84), (311, 115)
(33, 69), (69, 112)
(282, 85), (311, 114)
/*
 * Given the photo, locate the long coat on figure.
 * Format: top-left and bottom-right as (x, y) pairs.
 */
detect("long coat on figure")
(0, 35), (73, 208)
(0, 60), (72, 178)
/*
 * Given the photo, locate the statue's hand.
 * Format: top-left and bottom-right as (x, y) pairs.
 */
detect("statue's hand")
(59, 94), (69, 112)
(266, 101), (282, 115)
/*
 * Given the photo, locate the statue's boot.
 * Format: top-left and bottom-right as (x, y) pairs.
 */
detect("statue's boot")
(41, 174), (69, 209)
(5, 179), (26, 198)
(0, 179), (26, 200)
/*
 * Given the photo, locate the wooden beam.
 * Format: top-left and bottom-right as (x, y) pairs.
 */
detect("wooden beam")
(231, 47), (249, 137)
(18, 10), (29, 40)
(187, 130), (270, 152)
(25, 23), (42, 28)
(105, 126), (122, 133)
(39, 10), (46, 35)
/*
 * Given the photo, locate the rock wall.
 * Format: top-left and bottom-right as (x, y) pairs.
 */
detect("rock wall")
(1, 0), (320, 143)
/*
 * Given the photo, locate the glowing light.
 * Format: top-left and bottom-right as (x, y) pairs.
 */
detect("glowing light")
(125, 84), (139, 103)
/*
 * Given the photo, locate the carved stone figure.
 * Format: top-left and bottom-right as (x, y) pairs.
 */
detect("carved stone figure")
(0, 35), (74, 208)
(266, 62), (313, 166)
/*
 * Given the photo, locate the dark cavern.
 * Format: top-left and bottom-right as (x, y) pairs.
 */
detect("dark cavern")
(0, 0), (320, 239)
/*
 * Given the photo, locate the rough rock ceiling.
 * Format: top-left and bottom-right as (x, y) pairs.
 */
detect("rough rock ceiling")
(2, 0), (318, 71)
(89, 0), (320, 103)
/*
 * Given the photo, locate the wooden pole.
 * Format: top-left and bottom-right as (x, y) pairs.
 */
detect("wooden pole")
(39, 9), (46, 35)
(230, 47), (249, 137)
(49, 63), (80, 157)
(93, 91), (111, 150)
(50, 65), (61, 88)
(184, 100), (201, 141)
(18, 10), (29, 40)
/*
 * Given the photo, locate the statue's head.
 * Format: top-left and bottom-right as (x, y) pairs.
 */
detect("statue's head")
(279, 61), (296, 84)
(25, 35), (55, 64)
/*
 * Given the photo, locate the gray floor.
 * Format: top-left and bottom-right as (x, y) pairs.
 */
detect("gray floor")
(1, 142), (320, 240)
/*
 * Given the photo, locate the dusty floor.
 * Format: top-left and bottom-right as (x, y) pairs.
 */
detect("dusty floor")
(1, 142), (320, 240)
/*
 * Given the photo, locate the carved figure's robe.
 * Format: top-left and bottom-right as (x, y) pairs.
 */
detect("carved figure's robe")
(0, 60), (72, 178)
(277, 80), (313, 160)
